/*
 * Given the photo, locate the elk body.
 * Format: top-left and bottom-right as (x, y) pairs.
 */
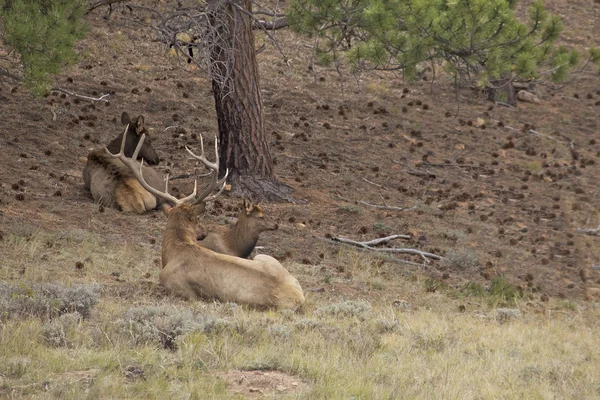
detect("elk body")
(199, 199), (278, 258)
(83, 112), (164, 213)
(106, 132), (305, 310)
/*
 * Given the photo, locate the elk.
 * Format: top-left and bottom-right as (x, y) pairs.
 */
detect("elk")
(82, 112), (164, 213)
(106, 133), (305, 310)
(199, 198), (279, 258)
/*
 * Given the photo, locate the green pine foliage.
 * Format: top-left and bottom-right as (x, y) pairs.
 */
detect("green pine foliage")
(287, 0), (599, 87)
(0, 0), (88, 95)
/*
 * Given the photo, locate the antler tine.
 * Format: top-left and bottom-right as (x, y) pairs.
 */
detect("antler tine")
(177, 180), (198, 204)
(119, 124), (128, 155)
(105, 130), (189, 205)
(185, 135), (227, 204)
(185, 135), (219, 171)
(204, 168), (229, 202)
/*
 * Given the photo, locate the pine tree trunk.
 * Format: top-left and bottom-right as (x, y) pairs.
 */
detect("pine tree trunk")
(208, 0), (294, 202)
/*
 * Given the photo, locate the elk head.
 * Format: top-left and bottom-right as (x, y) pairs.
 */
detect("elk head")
(106, 129), (228, 212)
(240, 198), (278, 232)
(105, 112), (160, 165)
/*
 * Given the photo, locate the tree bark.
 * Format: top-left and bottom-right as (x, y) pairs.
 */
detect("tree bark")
(208, 0), (294, 202)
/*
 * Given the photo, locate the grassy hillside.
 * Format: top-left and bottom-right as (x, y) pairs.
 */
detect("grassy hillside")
(1, 0), (600, 397)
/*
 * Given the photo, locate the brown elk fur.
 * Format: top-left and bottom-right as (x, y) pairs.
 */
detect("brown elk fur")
(159, 204), (305, 310)
(83, 112), (164, 213)
(199, 199), (278, 258)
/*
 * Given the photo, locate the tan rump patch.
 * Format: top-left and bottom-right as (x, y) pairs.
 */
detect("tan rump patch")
(116, 178), (156, 213)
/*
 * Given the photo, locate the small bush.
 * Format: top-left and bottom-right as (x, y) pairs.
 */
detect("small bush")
(375, 319), (399, 333)
(460, 281), (486, 297)
(412, 332), (448, 353)
(119, 305), (201, 350)
(0, 282), (100, 321)
(266, 324), (291, 338)
(441, 250), (479, 270)
(294, 318), (321, 331)
(315, 300), (373, 320)
(42, 312), (82, 348)
(338, 205), (363, 214)
(489, 276), (523, 306)
(202, 317), (235, 335)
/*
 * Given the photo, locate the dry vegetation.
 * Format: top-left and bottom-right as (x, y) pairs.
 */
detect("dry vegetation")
(1, 0), (600, 398)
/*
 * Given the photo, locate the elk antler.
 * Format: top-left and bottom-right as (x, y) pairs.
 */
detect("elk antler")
(185, 135), (229, 204)
(105, 125), (207, 205)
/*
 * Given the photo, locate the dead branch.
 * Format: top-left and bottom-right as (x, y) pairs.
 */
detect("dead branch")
(50, 88), (110, 102)
(330, 236), (442, 263)
(359, 235), (411, 246)
(577, 225), (600, 236)
(407, 169), (436, 179)
(363, 177), (383, 188)
(313, 235), (426, 268)
(87, 0), (129, 15)
(0, 67), (22, 82)
(253, 18), (288, 30)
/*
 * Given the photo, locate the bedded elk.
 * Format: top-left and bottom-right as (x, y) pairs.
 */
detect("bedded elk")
(83, 112), (164, 213)
(106, 133), (305, 310)
(199, 198), (279, 258)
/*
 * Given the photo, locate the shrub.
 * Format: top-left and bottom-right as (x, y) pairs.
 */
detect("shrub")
(315, 300), (373, 320)
(0, 282), (100, 321)
(119, 305), (201, 350)
(42, 312), (82, 348)
(441, 250), (479, 270)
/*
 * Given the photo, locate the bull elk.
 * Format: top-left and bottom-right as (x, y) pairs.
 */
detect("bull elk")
(82, 112), (164, 213)
(106, 132), (305, 310)
(199, 199), (279, 258)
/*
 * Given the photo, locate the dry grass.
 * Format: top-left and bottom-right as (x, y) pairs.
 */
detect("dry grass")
(1, 229), (600, 398)
(1, 0), (600, 397)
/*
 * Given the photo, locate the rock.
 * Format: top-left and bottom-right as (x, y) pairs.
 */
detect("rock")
(517, 90), (540, 104)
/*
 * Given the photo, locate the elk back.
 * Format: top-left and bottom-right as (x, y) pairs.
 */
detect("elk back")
(83, 151), (164, 213)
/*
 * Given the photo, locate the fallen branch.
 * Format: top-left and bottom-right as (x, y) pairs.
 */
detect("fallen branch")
(0, 67), (22, 82)
(356, 234), (411, 246)
(363, 178), (383, 188)
(86, 0), (128, 15)
(313, 235), (426, 268)
(576, 225), (600, 236)
(408, 169), (436, 179)
(51, 88), (110, 102)
(330, 236), (442, 263)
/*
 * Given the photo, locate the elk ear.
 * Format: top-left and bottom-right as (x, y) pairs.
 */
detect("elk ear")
(121, 112), (131, 126)
(162, 204), (173, 216)
(243, 198), (253, 214)
(134, 115), (145, 135)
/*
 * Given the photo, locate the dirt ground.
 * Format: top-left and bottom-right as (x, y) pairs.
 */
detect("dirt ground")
(1, 0), (600, 308)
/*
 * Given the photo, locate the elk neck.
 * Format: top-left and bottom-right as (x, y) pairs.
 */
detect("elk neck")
(163, 208), (199, 248)
(226, 217), (260, 259)
(105, 135), (126, 155)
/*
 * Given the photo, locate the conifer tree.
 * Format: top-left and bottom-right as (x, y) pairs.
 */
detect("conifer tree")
(0, 0), (88, 95)
(287, 0), (599, 89)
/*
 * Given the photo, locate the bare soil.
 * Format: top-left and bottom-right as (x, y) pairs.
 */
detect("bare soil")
(1, 1), (599, 312)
